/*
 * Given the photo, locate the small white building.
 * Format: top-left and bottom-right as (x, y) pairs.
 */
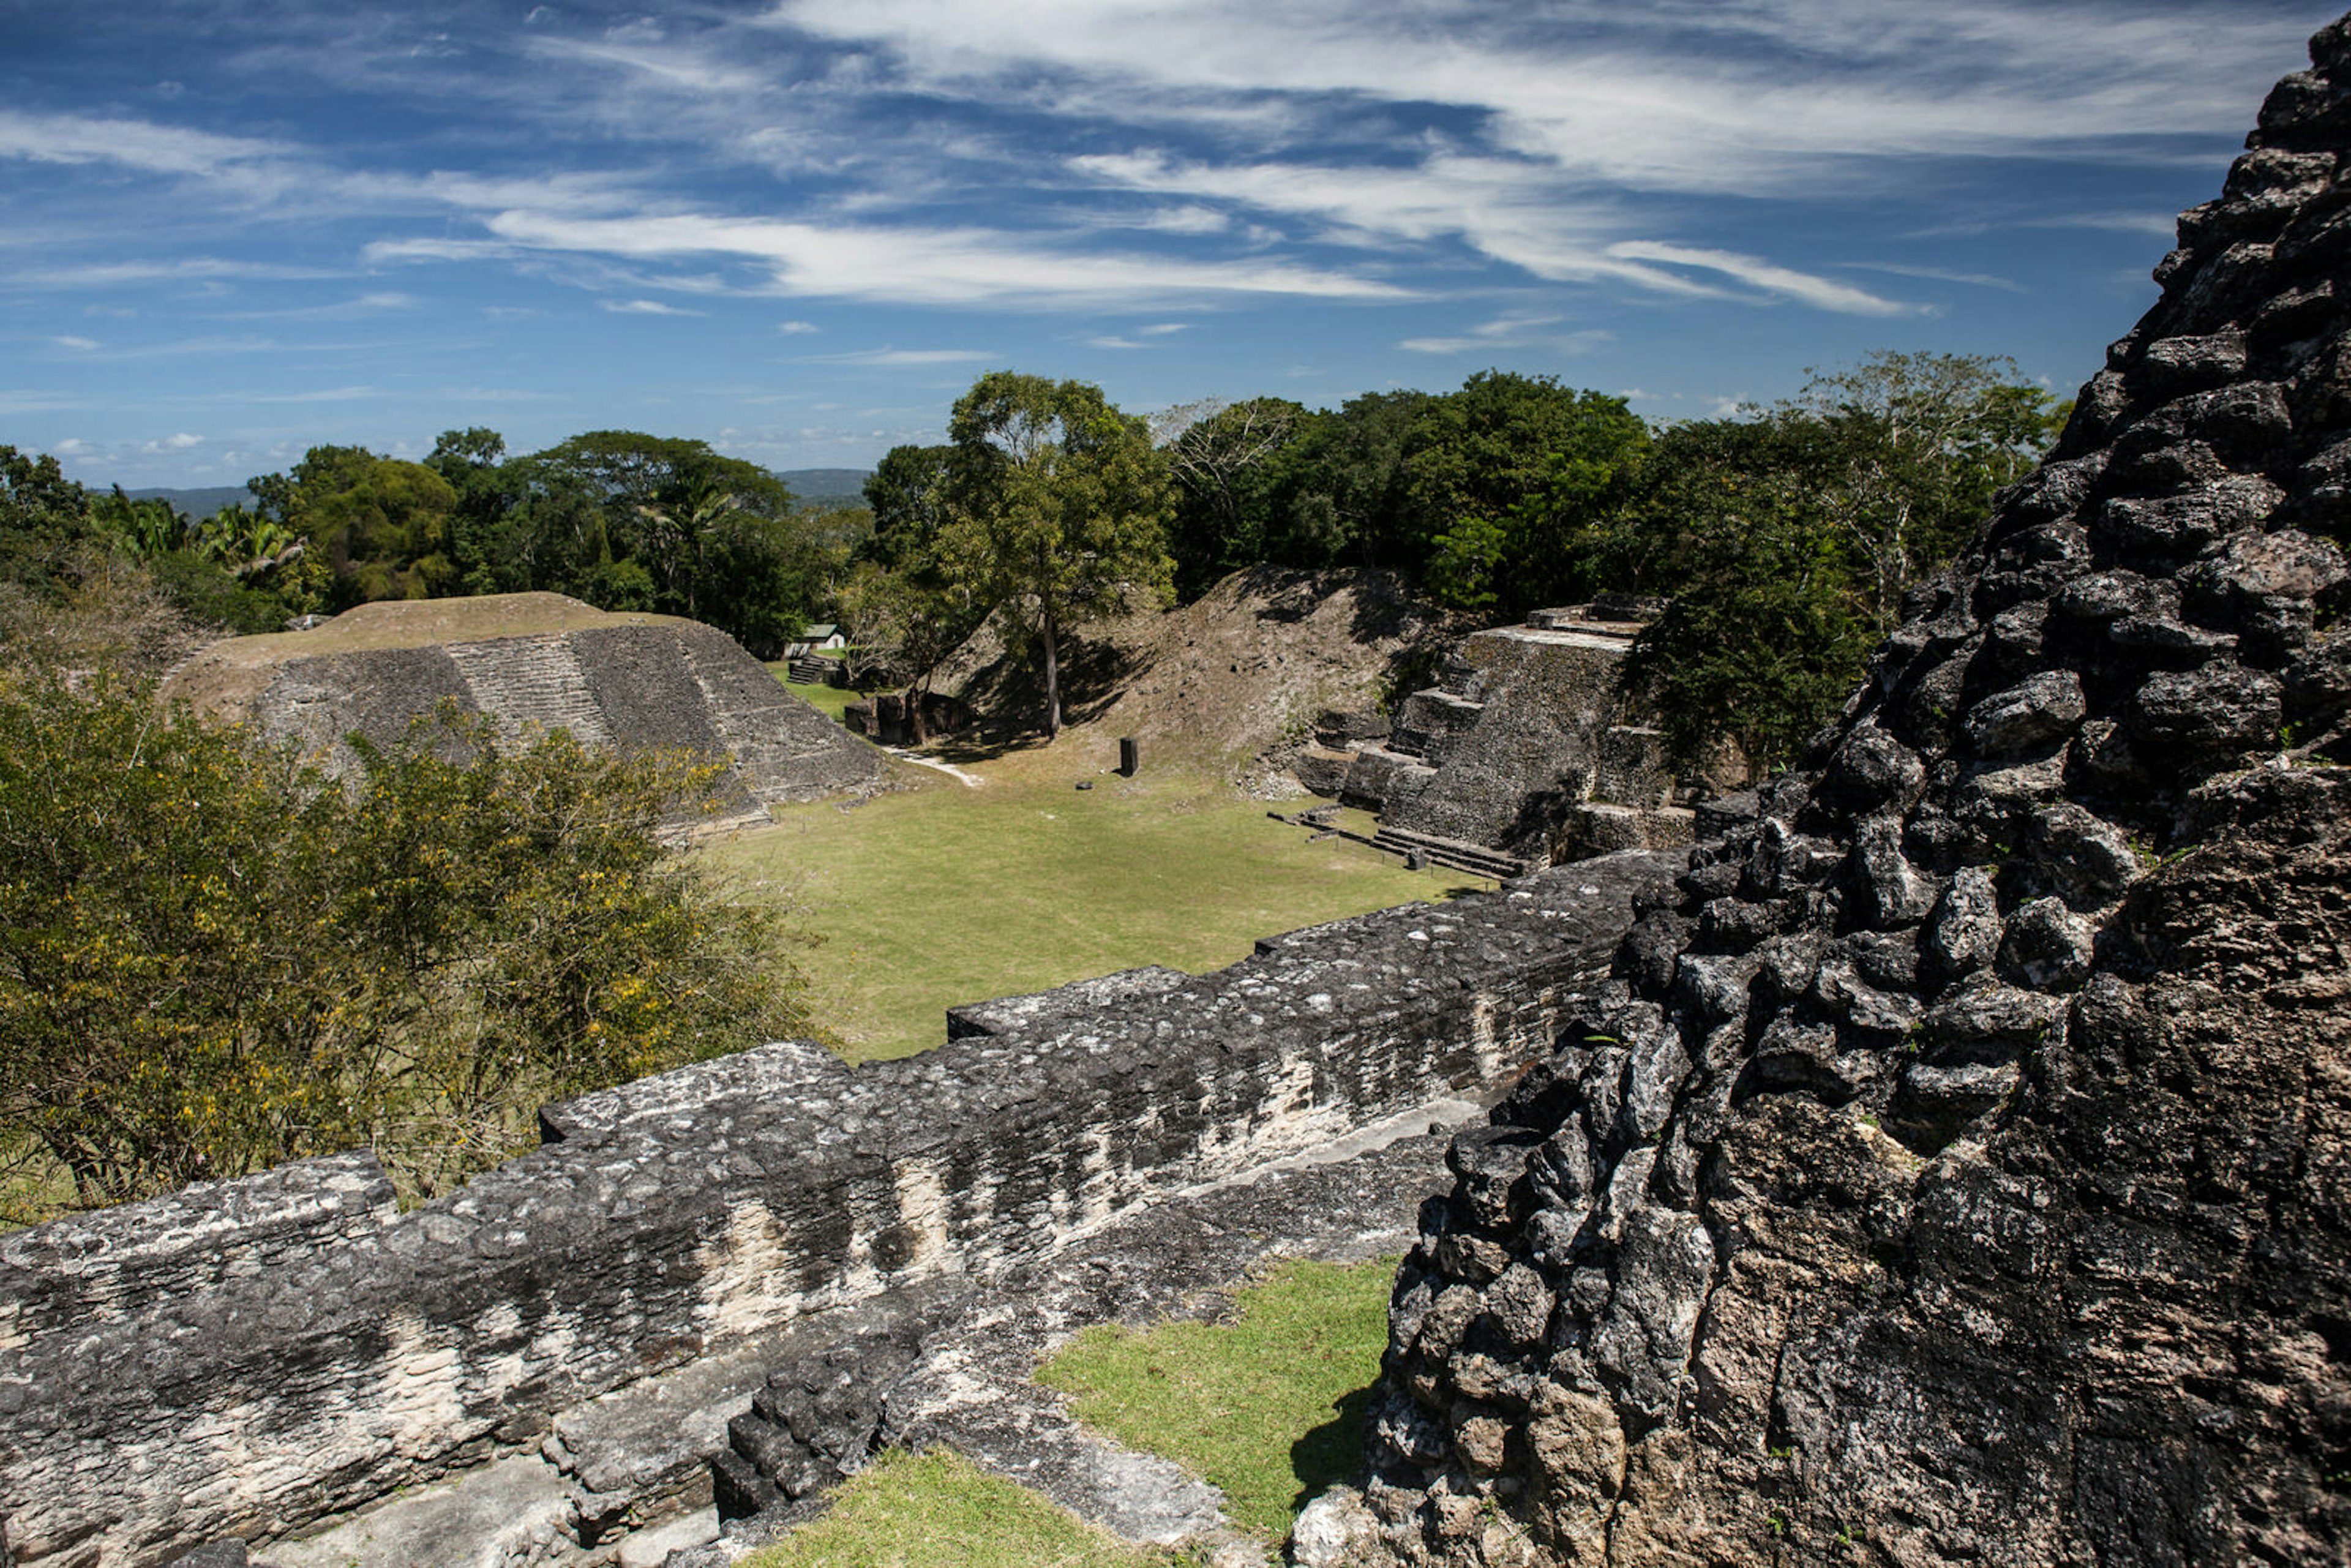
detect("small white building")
(786, 623), (847, 658)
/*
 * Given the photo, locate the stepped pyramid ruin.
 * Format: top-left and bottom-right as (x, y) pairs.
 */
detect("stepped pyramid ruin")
(162, 593), (880, 819)
(1317, 18), (2351, 1567)
(1296, 599), (1718, 879)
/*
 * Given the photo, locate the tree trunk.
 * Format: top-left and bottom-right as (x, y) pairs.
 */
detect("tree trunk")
(1041, 604), (1062, 740)
(905, 680), (928, 745)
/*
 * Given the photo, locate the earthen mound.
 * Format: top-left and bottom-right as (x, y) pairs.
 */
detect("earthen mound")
(163, 592), (880, 815)
(936, 566), (1450, 778)
(1328, 21), (2351, 1567)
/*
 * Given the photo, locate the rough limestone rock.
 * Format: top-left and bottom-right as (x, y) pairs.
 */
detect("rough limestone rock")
(161, 592), (880, 817)
(1328, 24), (2351, 1567)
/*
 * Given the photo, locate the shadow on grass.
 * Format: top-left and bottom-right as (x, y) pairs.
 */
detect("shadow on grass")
(922, 726), (1055, 765)
(1290, 1381), (1380, 1517)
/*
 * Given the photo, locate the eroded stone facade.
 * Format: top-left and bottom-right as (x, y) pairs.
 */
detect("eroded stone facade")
(1324, 23), (2351, 1567)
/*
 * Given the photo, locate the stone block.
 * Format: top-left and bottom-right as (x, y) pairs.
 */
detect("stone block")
(1291, 745), (1356, 798)
(1593, 726), (1674, 809)
(1340, 745), (1436, 812)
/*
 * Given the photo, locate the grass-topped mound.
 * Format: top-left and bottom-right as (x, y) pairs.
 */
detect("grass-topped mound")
(163, 591), (691, 713)
(161, 591), (880, 816)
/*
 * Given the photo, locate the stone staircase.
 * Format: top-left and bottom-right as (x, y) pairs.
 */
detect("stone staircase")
(1368, 825), (1528, 880)
(445, 634), (615, 746)
(1280, 602), (1720, 875)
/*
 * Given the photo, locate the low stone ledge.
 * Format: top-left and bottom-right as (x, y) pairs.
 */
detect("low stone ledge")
(0, 851), (1674, 1567)
(943, 967), (1191, 1040)
(0, 1151), (396, 1346)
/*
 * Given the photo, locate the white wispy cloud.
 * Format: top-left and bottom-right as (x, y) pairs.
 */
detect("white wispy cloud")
(600, 297), (703, 315)
(529, 36), (777, 98)
(798, 347), (996, 366)
(17, 258), (347, 288)
(1134, 205), (1231, 234)
(50, 335), (99, 350)
(1850, 261), (2025, 293)
(476, 208), (1411, 305)
(774, 0), (2313, 193)
(1073, 149), (1747, 299)
(364, 238), (528, 265)
(0, 111), (285, 174)
(1400, 313), (1613, 354)
(778, 320), (820, 334)
(1605, 242), (1914, 315)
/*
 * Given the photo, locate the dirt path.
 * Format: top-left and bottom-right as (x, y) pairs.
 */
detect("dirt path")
(883, 748), (984, 787)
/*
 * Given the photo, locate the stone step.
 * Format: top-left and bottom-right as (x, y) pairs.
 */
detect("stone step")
(444, 635), (617, 747)
(1370, 827), (1528, 880)
(1390, 690), (1485, 763)
(1594, 724), (1674, 809)
(1292, 744), (1357, 798)
(1313, 706), (1389, 749)
(1567, 802), (1696, 857)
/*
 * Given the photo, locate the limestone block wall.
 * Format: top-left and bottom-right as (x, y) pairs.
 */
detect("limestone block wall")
(0, 850), (1674, 1568)
(1317, 611), (1704, 869)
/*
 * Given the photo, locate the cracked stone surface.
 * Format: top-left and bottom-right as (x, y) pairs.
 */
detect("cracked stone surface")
(1321, 20), (2351, 1567)
(677, 1103), (1492, 1567)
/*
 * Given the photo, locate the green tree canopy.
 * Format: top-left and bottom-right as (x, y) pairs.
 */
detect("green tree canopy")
(941, 372), (1173, 738)
(1614, 353), (2063, 775)
(312, 458), (462, 603)
(1398, 372), (1649, 614)
(848, 443), (988, 739)
(1265, 389), (1431, 573)
(1157, 397), (1307, 598)
(0, 445), (97, 602)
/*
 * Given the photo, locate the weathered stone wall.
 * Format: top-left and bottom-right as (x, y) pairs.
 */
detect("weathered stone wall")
(1311, 610), (1703, 871)
(1318, 21), (2351, 1567)
(1384, 624), (1665, 859)
(0, 851), (1674, 1568)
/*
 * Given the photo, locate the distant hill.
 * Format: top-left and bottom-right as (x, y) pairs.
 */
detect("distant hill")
(123, 486), (260, 520)
(776, 468), (871, 506)
(118, 470), (869, 519)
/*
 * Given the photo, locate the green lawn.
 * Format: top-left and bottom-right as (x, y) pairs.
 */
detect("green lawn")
(736, 1258), (1395, 1565)
(702, 751), (1483, 1061)
(1038, 1256), (1398, 1541)
(735, 1448), (1193, 1568)
(769, 666), (863, 726)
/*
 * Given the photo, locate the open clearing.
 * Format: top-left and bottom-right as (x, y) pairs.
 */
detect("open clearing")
(735, 1448), (1183, 1568)
(1040, 1255), (1397, 1540)
(705, 729), (1485, 1062)
(703, 724), (1487, 1062)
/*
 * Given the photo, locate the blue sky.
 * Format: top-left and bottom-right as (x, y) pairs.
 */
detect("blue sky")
(2, 1), (2339, 489)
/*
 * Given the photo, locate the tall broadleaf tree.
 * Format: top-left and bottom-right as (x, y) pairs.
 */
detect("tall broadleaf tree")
(941, 372), (1173, 740)
(845, 445), (986, 743)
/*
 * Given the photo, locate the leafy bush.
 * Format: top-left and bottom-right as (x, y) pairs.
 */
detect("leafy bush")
(0, 677), (815, 1219)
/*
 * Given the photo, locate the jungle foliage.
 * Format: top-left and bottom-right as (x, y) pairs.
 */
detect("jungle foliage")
(0, 430), (857, 658)
(852, 353), (2060, 765)
(0, 670), (816, 1220)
